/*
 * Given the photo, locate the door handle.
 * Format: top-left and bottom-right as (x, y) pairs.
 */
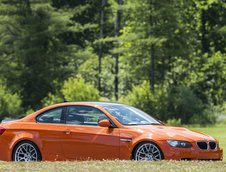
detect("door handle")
(63, 130), (71, 135)
(120, 138), (132, 142)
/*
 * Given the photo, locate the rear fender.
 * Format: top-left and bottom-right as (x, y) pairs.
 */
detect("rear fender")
(9, 131), (42, 155)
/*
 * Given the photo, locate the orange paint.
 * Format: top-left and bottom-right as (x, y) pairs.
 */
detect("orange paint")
(0, 102), (223, 161)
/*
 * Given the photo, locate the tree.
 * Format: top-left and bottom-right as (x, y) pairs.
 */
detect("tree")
(42, 76), (99, 106)
(114, 0), (123, 100)
(98, 0), (107, 92)
(52, 0), (115, 96)
(18, 5), (74, 109)
(0, 82), (22, 121)
(0, 0), (96, 110)
(0, 0), (225, 124)
(111, 0), (180, 94)
(194, 0), (226, 54)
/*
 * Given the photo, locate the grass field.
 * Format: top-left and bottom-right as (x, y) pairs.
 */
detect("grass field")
(0, 160), (226, 172)
(0, 124), (225, 172)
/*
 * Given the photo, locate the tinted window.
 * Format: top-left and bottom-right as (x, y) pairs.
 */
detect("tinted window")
(66, 106), (108, 126)
(36, 108), (63, 124)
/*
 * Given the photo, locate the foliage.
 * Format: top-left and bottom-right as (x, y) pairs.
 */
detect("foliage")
(0, 0), (97, 110)
(121, 82), (216, 124)
(207, 103), (226, 124)
(62, 77), (99, 102)
(120, 81), (165, 118)
(79, 55), (115, 98)
(42, 77), (99, 106)
(166, 85), (215, 125)
(166, 118), (182, 127)
(42, 93), (64, 107)
(168, 52), (226, 105)
(0, 0), (225, 124)
(195, 52), (226, 105)
(0, 83), (22, 121)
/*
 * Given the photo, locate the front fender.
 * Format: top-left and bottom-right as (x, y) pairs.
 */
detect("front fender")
(119, 131), (164, 160)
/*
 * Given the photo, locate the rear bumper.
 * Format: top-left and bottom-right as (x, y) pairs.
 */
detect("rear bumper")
(0, 141), (11, 161)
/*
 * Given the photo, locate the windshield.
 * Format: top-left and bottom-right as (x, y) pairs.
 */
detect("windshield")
(102, 104), (161, 125)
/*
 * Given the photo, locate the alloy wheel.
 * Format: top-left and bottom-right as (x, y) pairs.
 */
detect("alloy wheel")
(134, 142), (162, 161)
(13, 142), (39, 161)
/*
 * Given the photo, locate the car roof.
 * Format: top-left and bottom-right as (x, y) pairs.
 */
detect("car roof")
(62, 101), (127, 107)
(20, 101), (128, 123)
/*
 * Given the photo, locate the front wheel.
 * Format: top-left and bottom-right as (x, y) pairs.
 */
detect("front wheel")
(133, 142), (163, 161)
(12, 141), (42, 161)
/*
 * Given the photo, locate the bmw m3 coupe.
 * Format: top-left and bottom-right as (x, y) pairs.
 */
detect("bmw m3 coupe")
(0, 102), (223, 161)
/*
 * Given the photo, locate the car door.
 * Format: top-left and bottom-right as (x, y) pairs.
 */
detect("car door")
(35, 107), (67, 160)
(62, 105), (120, 160)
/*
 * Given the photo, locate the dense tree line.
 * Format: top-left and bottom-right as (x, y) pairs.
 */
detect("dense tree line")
(0, 0), (225, 124)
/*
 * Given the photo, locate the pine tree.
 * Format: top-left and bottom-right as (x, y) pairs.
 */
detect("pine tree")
(0, 0), (84, 109)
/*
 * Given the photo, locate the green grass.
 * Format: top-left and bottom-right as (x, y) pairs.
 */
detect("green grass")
(0, 124), (225, 172)
(0, 161), (225, 172)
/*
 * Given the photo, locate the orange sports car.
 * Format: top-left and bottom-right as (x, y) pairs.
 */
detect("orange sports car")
(0, 102), (223, 161)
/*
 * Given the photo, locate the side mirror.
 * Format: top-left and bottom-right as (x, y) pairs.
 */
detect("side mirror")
(98, 119), (111, 128)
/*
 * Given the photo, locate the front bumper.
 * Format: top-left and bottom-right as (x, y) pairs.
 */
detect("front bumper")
(159, 141), (223, 160)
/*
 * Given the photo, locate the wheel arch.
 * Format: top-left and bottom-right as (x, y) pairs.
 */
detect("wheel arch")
(11, 139), (42, 161)
(131, 140), (165, 160)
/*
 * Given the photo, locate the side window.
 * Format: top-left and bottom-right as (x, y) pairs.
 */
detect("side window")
(66, 106), (108, 126)
(36, 108), (64, 124)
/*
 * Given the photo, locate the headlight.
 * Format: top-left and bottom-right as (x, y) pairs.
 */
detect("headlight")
(167, 140), (192, 148)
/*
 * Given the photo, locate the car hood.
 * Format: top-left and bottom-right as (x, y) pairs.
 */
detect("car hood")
(126, 125), (215, 142)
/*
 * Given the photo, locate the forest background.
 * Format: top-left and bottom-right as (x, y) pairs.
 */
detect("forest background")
(0, 0), (225, 125)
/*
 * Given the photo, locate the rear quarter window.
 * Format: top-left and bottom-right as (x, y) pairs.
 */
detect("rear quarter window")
(36, 108), (63, 124)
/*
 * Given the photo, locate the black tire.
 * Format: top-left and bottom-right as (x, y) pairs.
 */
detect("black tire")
(12, 140), (42, 161)
(132, 142), (164, 161)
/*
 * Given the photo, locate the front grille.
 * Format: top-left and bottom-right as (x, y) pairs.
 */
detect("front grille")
(197, 141), (217, 150)
(209, 141), (217, 150)
(197, 142), (208, 150)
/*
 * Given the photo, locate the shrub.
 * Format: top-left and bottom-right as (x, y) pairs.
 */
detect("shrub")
(42, 77), (99, 106)
(120, 81), (167, 120)
(166, 118), (181, 126)
(0, 84), (22, 121)
(201, 104), (226, 125)
(121, 82), (216, 125)
(62, 77), (99, 102)
(42, 93), (64, 107)
(166, 85), (206, 124)
(218, 102), (226, 123)
(190, 107), (216, 125)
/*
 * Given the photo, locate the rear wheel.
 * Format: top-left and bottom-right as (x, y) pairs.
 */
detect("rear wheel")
(133, 142), (163, 161)
(12, 141), (41, 161)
